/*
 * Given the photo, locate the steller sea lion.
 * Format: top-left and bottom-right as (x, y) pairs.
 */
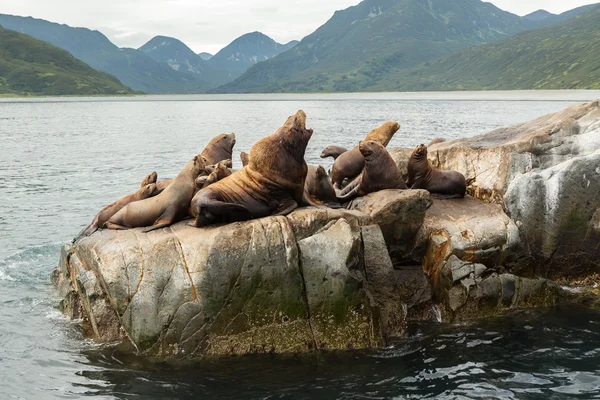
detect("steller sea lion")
(331, 121), (400, 190)
(337, 141), (407, 202)
(427, 138), (446, 147)
(189, 110), (313, 227)
(407, 144), (466, 198)
(320, 145), (348, 160)
(240, 151), (249, 167)
(201, 133), (236, 165)
(304, 165), (339, 206)
(106, 154), (208, 231)
(74, 183), (159, 241)
(202, 160), (233, 189)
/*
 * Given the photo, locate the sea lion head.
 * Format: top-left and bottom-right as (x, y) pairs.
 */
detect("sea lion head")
(192, 154), (209, 175)
(281, 110), (313, 160)
(358, 140), (384, 159)
(219, 159), (233, 169)
(316, 165), (328, 179)
(214, 132), (236, 152)
(141, 183), (158, 196)
(364, 121), (400, 146)
(411, 144), (428, 160)
(140, 171), (158, 187)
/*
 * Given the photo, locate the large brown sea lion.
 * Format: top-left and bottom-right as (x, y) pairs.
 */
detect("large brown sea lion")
(201, 133), (236, 165)
(74, 183), (159, 241)
(331, 121), (400, 190)
(304, 165), (339, 206)
(106, 154), (208, 231)
(407, 144), (466, 198)
(337, 141), (407, 202)
(320, 145), (348, 160)
(240, 152), (249, 167)
(189, 110), (313, 227)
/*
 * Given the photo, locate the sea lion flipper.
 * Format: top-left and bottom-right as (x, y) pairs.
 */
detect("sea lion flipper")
(143, 222), (171, 233)
(105, 222), (129, 230)
(273, 199), (298, 216)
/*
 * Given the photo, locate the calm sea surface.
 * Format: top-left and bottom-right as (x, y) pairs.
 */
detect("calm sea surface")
(1, 92), (600, 399)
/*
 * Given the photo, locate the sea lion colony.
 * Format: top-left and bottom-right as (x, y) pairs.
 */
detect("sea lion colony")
(75, 110), (466, 240)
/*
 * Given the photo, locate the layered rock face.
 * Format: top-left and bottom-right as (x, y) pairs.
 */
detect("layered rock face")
(55, 100), (600, 359)
(391, 99), (600, 278)
(54, 193), (428, 358)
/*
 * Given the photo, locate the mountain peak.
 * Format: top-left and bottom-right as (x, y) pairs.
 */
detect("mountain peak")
(524, 9), (556, 21)
(139, 35), (206, 74)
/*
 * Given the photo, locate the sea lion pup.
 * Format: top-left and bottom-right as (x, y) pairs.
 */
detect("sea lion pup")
(74, 183), (159, 241)
(304, 165), (339, 206)
(428, 138), (446, 147)
(240, 151), (249, 167)
(337, 141), (407, 202)
(201, 133), (236, 165)
(189, 110), (313, 227)
(331, 121), (400, 190)
(320, 145), (348, 161)
(202, 160), (233, 188)
(407, 144), (466, 198)
(205, 159), (233, 174)
(105, 154), (208, 231)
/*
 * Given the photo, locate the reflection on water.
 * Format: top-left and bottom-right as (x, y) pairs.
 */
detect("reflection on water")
(1, 94), (600, 399)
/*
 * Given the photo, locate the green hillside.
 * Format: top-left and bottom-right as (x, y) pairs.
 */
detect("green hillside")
(376, 5), (600, 91)
(0, 26), (132, 95)
(213, 0), (549, 93)
(214, 0), (598, 93)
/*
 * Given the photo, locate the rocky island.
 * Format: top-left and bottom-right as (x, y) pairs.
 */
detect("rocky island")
(54, 99), (600, 359)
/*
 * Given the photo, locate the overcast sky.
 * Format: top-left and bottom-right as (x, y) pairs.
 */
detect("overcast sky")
(2, 0), (598, 54)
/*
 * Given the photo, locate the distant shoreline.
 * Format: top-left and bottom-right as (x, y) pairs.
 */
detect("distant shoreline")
(2, 90), (599, 103)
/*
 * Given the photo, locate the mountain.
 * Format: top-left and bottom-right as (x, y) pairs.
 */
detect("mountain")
(371, 5), (600, 91)
(213, 0), (595, 93)
(139, 35), (207, 74)
(198, 52), (213, 60)
(0, 14), (210, 93)
(0, 25), (132, 95)
(206, 32), (299, 83)
(524, 10), (555, 21)
(138, 32), (297, 88)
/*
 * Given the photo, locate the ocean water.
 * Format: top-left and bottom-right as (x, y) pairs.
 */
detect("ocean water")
(1, 92), (600, 399)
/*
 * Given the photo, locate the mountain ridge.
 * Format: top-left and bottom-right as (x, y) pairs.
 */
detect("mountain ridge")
(0, 25), (132, 96)
(369, 4), (600, 91)
(213, 0), (598, 93)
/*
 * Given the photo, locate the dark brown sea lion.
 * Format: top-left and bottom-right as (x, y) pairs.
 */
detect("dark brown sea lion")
(189, 110), (313, 227)
(320, 145), (348, 160)
(201, 133), (236, 165)
(331, 121), (400, 190)
(337, 141), (407, 202)
(305, 165), (339, 206)
(74, 183), (159, 241)
(106, 154), (208, 231)
(407, 144), (466, 198)
(240, 151), (249, 167)
(427, 138), (446, 147)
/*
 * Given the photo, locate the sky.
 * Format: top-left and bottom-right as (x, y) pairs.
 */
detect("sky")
(1, 0), (598, 54)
